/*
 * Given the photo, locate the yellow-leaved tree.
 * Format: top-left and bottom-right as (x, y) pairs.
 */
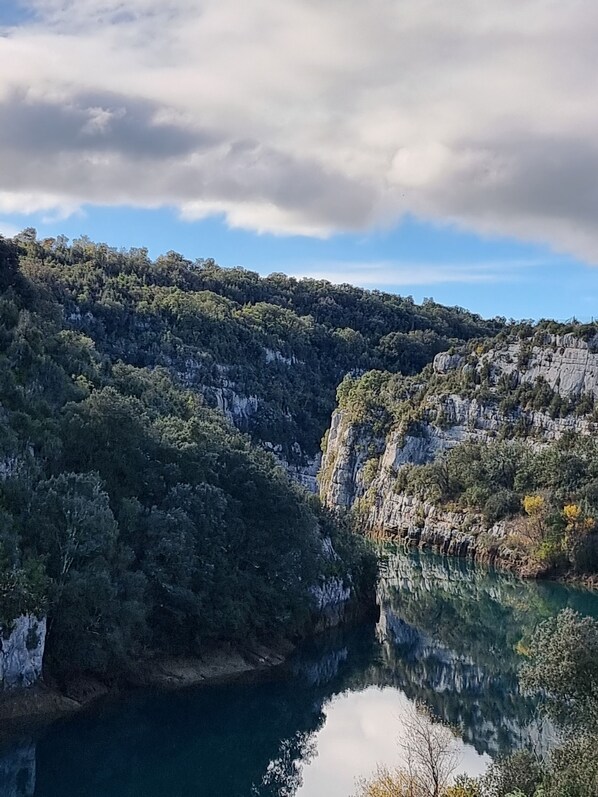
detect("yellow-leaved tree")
(523, 495), (545, 516)
(562, 503), (594, 557)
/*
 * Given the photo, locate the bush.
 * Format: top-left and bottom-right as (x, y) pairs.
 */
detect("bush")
(483, 490), (520, 525)
(569, 533), (598, 573)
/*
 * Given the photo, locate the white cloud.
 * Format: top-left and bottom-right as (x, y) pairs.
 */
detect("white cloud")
(283, 258), (545, 287)
(1, 1), (598, 261)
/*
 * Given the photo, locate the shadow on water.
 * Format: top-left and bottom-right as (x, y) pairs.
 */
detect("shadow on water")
(3, 548), (598, 797)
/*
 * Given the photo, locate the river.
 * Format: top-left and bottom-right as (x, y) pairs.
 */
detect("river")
(2, 548), (598, 797)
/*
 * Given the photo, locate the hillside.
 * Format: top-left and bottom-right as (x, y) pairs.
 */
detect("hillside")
(0, 231), (501, 692)
(18, 230), (501, 487)
(320, 325), (598, 578)
(0, 234), (375, 690)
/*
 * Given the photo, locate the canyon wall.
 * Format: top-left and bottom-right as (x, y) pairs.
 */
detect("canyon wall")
(320, 334), (598, 569)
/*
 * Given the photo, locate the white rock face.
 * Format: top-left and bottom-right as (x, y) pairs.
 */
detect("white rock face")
(0, 615), (46, 690)
(487, 334), (598, 398)
(311, 577), (352, 611)
(279, 452), (322, 493)
(212, 384), (260, 423)
(264, 348), (302, 366)
(320, 402), (588, 551)
(435, 333), (598, 399)
(0, 456), (25, 481)
(319, 409), (382, 507)
(433, 352), (465, 373)
(320, 334), (598, 563)
(309, 535), (355, 628)
(311, 577), (353, 628)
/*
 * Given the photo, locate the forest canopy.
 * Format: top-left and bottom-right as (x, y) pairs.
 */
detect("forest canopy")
(0, 233), (383, 681)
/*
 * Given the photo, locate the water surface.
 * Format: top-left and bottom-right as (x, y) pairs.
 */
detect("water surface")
(3, 549), (598, 797)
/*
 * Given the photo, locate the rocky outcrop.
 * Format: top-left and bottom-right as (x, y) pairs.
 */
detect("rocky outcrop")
(278, 451), (322, 494)
(181, 364), (323, 492)
(311, 577), (352, 630)
(465, 332), (598, 399)
(320, 405), (562, 571)
(262, 441), (322, 493)
(367, 492), (527, 572)
(321, 422), (527, 568)
(264, 348), (303, 366)
(320, 334), (598, 572)
(212, 383), (260, 424)
(319, 409), (383, 508)
(0, 616), (46, 691)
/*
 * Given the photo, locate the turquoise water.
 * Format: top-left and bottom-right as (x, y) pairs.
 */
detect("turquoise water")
(3, 549), (598, 797)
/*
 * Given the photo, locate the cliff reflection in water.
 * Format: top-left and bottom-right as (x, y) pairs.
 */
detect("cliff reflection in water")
(3, 549), (598, 797)
(374, 550), (549, 757)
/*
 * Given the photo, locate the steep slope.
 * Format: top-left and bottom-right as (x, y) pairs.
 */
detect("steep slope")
(0, 236), (376, 693)
(321, 326), (598, 577)
(15, 231), (501, 487)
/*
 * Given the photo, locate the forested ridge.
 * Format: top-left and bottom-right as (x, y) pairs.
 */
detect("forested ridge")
(0, 230), (500, 684)
(18, 230), (501, 460)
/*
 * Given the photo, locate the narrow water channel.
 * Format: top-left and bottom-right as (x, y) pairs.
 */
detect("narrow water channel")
(3, 549), (598, 797)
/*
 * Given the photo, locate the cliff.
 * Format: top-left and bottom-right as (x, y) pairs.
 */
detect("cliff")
(320, 330), (598, 574)
(0, 616), (46, 691)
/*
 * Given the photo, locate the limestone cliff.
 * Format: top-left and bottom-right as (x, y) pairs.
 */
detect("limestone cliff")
(0, 616), (46, 690)
(320, 331), (598, 571)
(470, 331), (598, 399)
(180, 359), (322, 492)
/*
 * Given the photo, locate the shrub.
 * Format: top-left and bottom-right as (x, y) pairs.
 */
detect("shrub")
(483, 490), (520, 525)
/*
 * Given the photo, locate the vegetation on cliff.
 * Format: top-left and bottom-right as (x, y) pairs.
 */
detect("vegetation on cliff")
(329, 324), (598, 578)
(16, 229), (500, 461)
(396, 436), (598, 574)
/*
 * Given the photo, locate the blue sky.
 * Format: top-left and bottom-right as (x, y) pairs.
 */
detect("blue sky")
(2, 0), (598, 322)
(1, 207), (594, 322)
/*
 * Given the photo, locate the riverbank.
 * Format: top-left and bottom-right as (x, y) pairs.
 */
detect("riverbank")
(0, 641), (295, 739)
(373, 527), (598, 588)
(0, 591), (379, 741)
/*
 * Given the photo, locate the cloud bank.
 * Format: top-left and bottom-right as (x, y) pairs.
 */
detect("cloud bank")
(290, 258), (545, 288)
(1, 0), (598, 260)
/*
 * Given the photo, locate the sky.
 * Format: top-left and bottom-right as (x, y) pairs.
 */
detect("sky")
(1, 0), (598, 321)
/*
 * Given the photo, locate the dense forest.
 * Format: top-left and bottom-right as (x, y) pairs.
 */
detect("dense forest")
(0, 232), (388, 683)
(17, 229), (501, 461)
(0, 231), (501, 684)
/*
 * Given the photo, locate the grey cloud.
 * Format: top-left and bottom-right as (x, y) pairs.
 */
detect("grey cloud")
(3, 0), (598, 255)
(419, 133), (598, 258)
(0, 90), (209, 159)
(200, 142), (376, 228)
(0, 95), (375, 230)
(460, 135), (598, 226)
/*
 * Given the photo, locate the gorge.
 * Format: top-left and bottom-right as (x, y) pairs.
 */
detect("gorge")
(1, 233), (598, 795)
